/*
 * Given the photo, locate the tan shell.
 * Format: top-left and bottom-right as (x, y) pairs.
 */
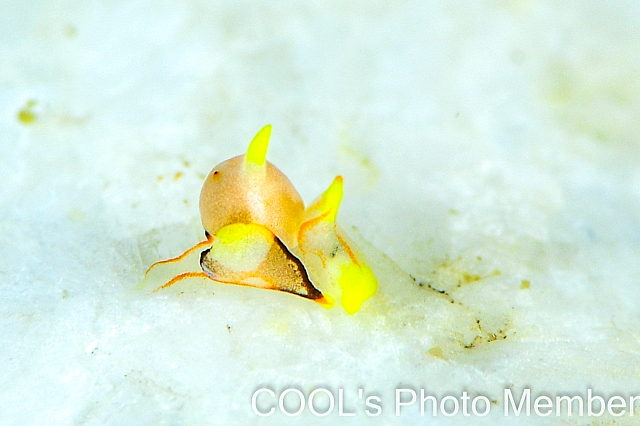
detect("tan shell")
(199, 155), (304, 249)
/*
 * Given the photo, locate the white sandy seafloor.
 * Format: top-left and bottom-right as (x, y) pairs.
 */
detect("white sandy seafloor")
(2, 0), (640, 425)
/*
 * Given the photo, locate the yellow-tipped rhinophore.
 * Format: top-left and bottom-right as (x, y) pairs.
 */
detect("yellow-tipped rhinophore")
(245, 124), (272, 166)
(298, 176), (344, 240)
(316, 176), (344, 223)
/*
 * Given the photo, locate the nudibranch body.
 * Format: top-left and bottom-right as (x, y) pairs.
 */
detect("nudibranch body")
(146, 125), (378, 314)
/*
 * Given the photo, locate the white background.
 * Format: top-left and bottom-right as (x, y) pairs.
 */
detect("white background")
(1, 1), (639, 425)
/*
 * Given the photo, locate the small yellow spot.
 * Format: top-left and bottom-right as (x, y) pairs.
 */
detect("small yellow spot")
(17, 101), (37, 125)
(461, 272), (481, 284)
(492, 269), (501, 276)
(449, 209), (459, 215)
(520, 280), (530, 290)
(68, 209), (85, 222)
(477, 256), (482, 261)
(65, 25), (76, 38)
(157, 175), (164, 181)
(268, 320), (290, 337)
(18, 110), (36, 124)
(338, 142), (380, 185)
(183, 200), (189, 205)
(174, 172), (183, 180)
(428, 346), (444, 359)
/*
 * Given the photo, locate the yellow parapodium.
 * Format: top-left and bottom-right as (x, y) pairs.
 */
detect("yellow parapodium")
(245, 124), (272, 167)
(338, 261), (378, 315)
(300, 177), (378, 314)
